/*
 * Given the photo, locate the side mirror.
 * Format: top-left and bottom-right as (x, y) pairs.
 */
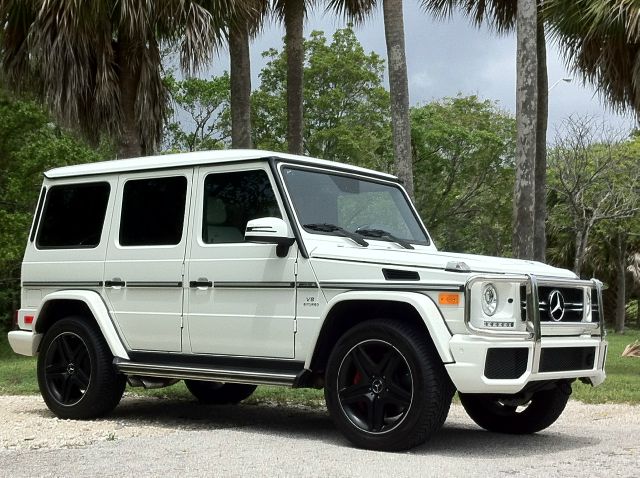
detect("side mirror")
(245, 217), (295, 257)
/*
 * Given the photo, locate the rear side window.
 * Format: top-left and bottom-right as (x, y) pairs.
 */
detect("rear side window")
(36, 182), (110, 249)
(119, 176), (187, 246)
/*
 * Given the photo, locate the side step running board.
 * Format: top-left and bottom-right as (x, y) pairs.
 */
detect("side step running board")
(113, 358), (299, 387)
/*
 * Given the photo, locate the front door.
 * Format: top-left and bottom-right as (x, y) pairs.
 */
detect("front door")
(104, 169), (192, 352)
(185, 163), (296, 358)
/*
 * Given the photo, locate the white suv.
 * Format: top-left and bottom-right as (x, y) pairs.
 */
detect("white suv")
(8, 150), (607, 451)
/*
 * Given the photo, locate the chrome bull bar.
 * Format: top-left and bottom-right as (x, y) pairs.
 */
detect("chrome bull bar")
(463, 273), (606, 341)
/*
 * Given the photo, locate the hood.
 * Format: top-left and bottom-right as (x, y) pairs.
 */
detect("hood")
(308, 243), (577, 279)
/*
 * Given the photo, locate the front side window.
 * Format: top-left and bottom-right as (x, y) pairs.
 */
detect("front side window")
(202, 170), (281, 244)
(119, 176), (187, 246)
(37, 182), (110, 249)
(282, 167), (429, 245)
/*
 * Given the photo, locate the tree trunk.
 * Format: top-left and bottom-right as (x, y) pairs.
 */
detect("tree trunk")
(115, 37), (143, 159)
(513, 0), (538, 260)
(284, 0), (304, 155)
(383, 0), (414, 200)
(533, 5), (548, 263)
(615, 232), (627, 333)
(573, 227), (588, 276)
(229, 23), (253, 149)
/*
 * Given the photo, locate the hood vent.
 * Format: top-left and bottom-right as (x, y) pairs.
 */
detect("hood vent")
(382, 268), (420, 281)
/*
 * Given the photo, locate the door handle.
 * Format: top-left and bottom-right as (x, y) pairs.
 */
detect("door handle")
(189, 278), (213, 288)
(105, 278), (125, 288)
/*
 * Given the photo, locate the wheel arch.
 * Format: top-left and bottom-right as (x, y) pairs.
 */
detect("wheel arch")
(34, 290), (129, 360)
(306, 291), (453, 373)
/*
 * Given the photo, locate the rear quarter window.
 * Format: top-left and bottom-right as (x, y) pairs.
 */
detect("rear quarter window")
(36, 182), (111, 249)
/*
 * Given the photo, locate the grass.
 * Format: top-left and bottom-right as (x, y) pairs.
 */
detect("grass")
(1, 330), (639, 405)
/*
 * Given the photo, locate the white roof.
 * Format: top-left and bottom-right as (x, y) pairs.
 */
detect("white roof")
(45, 149), (398, 180)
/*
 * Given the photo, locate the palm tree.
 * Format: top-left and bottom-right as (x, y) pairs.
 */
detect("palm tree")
(272, 1), (313, 155)
(423, 0), (546, 261)
(328, 0), (414, 199)
(545, 0), (640, 115)
(0, 1), (245, 158)
(227, 1), (269, 149)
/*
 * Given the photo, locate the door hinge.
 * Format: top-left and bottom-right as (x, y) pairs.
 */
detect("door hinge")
(294, 259), (299, 277)
(293, 319), (297, 333)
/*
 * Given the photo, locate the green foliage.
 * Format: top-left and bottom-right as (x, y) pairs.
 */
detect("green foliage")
(0, 91), (107, 330)
(163, 73), (231, 152)
(411, 96), (516, 255)
(252, 27), (392, 170)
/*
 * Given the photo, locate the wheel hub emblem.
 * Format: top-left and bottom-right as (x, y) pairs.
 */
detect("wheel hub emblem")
(371, 378), (385, 394)
(548, 290), (566, 322)
(66, 363), (76, 375)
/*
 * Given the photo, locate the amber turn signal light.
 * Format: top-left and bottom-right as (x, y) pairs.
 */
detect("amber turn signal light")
(438, 293), (460, 306)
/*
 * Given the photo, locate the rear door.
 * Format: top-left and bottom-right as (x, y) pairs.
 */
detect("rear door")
(104, 169), (193, 352)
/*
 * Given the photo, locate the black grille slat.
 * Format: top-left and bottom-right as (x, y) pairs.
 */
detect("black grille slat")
(484, 348), (529, 379)
(539, 347), (596, 372)
(520, 286), (587, 323)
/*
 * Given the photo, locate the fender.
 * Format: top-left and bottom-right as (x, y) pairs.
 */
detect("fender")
(304, 290), (454, 369)
(34, 290), (129, 360)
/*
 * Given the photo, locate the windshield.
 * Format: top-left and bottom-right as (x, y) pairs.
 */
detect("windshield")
(281, 167), (430, 245)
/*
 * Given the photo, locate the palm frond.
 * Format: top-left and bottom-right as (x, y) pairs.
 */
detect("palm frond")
(326, 0), (377, 24)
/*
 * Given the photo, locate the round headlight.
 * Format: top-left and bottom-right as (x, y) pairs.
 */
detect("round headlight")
(481, 283), (498, 316)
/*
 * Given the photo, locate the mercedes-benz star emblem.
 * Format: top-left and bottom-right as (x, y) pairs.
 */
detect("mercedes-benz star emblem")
(548, 290), (566, 322)
(371, 378), (384, 394)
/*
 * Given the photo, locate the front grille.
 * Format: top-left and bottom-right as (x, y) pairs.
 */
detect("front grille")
(520, 286), (585, 323)
(484, 348), (529, 379)
(539, 347), (596, 372)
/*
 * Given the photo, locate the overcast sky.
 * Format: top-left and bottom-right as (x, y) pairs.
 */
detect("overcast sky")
(204, 3), (637, 139)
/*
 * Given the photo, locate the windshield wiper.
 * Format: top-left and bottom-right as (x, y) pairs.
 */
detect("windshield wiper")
(303, 223), (369, 247)
(355, 228), (415, 250)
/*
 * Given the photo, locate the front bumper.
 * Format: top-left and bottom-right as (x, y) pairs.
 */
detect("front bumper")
(448, 273), (607, 394)
(446, 334), (607, 394)
(7, 330), (42, 356)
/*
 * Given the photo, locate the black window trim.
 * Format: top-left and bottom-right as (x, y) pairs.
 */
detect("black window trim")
(275, 161), (432, 248)
(29, 186), (47, 243)
(35, 181), (111, 250)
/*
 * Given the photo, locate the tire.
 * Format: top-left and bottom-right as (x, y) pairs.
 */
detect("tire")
(324, 319), (454, 451)
(37, 316), (126, 419)
(459, 384), (571, 434)
(184, 380), (257, 405)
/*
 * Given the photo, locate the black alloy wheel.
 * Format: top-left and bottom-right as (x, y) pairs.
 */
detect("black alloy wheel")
(43, 331), (92, 406)
(324, 319), (454, 451)
(37, 317), (126, 419)
(337, 339), (413, 434)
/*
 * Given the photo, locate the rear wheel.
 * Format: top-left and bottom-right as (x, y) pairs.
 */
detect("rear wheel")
(37, 317), (126, 419)
(459, 383), (571, 434)
(324, 319), (454, 451)
(184, 380), (257, 404)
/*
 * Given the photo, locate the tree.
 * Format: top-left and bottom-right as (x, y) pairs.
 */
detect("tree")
(513, 0), (538, 260)
(227, 0), (269, 148)
(0, 90), (107, 329)
(411, 96), (516, 255)
(327, 0), (415, 198)
(252, 27), (392, 169)
(163, 74), (230, 152)
(545, 0), (640, 115)
(423, 0), (548, 261)
(547, 117), (640, 277)
(273, 0), (314, 155)
(0, 1), (245, 158)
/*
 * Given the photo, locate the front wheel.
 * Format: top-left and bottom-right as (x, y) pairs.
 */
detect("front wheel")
(324, 319), (454, 451)
(184, 380), (257, 404)
(37, 317), (126, 419)
(459, 383), (571, 434)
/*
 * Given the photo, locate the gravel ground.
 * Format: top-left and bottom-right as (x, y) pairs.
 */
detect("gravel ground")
(0, 394), (639, 477)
